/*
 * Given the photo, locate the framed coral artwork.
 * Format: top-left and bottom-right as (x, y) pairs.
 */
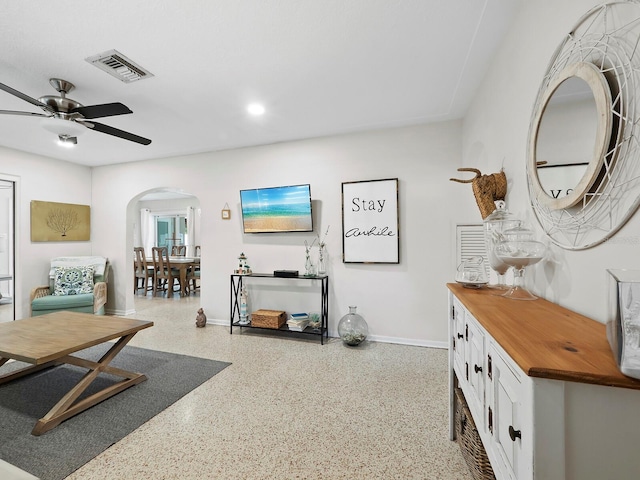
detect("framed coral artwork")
(31, 200), (90, 242)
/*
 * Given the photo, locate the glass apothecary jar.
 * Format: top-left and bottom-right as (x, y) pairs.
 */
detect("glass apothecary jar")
(338, 306), (368, 346)
(494, 224), (546, 300)
(483, 201), (521, 289)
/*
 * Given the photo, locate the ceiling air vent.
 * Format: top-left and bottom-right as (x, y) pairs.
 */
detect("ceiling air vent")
(85, 49), (153, 83)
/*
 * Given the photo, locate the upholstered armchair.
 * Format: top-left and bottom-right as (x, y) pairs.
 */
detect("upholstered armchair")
(30, 256), (109, 317)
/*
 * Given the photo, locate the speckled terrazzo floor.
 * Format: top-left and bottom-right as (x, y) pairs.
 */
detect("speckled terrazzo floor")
(65, 293), (472, 480)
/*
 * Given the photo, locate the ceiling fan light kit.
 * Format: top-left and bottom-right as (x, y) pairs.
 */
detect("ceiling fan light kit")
(57, 135), (77, 147)
(0, 77), (152, 146)
(41, 116), (85, 137)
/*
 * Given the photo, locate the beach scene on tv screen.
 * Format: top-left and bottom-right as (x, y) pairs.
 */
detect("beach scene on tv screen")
(241, 185), (313, 233)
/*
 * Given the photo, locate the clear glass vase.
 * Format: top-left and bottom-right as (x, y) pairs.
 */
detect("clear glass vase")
(338, 306), (368, 346)
(304, 251), (315, 276)
(317, 244), (326, 274)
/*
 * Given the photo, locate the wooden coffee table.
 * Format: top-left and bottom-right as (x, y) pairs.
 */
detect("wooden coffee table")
(0, 311), (153, 435)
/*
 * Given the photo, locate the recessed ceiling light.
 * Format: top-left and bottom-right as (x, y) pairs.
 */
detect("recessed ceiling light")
(247, 103), (265, 116)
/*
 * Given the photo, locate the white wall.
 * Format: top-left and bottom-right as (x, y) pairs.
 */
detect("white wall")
(0, 147), (93, 318)
(4, 0), (622, 339)
(92, 121), (463, 346)
(462, 0), (636, 323)
(137, 197), (201, 214)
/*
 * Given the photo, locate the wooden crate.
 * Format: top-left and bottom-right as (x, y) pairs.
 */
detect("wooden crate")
(251, 309), (286, 329)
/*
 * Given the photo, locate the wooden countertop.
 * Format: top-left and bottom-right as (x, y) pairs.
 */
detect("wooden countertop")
(447, 283), (640, 391)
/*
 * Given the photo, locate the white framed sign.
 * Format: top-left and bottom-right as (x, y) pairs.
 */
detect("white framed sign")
(342, 178), (399, 263)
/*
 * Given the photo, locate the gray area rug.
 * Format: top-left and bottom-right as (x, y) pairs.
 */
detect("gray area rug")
(0, 344), (230, 480)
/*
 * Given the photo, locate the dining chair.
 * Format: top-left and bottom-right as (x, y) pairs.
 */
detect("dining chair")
(151, 247), (180, 296)
(134, 247), (154, 294)
(171, 245), (186, 256)
(193, 245), (201, 276)
(187, 263), (200, 294)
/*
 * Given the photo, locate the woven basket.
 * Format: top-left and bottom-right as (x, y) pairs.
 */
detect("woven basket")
(493, 171), (507, 199)
(471, 171), (508, 220)
(251, 309), (286, 329)
(454, 388), (496, 480)
(450, 168), (508, 220)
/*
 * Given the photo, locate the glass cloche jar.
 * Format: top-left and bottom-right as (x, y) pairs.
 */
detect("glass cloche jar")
(338, 306), (368, 346)
(483, 201), (521, 289)
(494, 225), (546, 300)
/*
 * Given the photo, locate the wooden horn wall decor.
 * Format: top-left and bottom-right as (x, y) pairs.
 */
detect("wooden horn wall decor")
(450, 168), (507, 219)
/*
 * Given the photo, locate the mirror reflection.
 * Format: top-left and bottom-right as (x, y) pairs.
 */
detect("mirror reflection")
(535, 76), (598, 200)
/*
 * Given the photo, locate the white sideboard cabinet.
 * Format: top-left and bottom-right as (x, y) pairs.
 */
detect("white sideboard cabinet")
(448, 283), (640, 480)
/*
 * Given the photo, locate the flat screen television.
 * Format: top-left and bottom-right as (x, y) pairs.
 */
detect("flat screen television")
(240, 184), (313, 233)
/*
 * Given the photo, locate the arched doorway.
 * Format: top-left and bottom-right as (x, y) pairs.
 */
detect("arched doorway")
(126, 188), (201, 303)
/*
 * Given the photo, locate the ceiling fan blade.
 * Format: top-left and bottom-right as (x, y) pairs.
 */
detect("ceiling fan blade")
(0, 109), (49, 117)
(71, 102), (132, 119)
(0, 82), (51, 110)
(80, 120), (151, 145)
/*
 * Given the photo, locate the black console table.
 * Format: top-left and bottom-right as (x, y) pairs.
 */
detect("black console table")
(230, 273), (329, 344)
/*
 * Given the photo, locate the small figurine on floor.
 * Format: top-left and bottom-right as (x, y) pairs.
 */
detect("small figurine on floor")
(195, 308), (207, 328)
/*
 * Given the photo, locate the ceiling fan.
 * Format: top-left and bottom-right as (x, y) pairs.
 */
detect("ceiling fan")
(0, 78), (151, 146)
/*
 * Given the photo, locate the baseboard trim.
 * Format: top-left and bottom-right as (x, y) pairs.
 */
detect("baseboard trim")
(206, 318), (228, 327)
(208, 318), (447, 349)
(107, 308), (135, 316)
(367, 334), (447, 349)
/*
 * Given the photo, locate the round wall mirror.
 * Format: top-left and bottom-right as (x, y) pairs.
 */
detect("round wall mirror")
(527, 2), (640, 249)
(529, 62), (612, 211)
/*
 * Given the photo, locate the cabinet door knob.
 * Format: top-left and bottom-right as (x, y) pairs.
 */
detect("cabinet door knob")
(474, 364), (483, 373)
(509, 425), (521, 441)
(457, 333), (464, 339)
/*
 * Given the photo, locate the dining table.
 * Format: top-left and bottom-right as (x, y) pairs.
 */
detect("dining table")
(146, 256), (200, 296)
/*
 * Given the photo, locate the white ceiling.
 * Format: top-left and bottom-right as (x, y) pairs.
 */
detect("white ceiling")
(0, 0), (521, 167)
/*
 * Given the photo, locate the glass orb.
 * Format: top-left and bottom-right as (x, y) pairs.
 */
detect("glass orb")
(338, 306), (368, 346)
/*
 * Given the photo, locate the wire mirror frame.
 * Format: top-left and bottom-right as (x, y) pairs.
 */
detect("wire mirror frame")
(527, 1), (640, 250)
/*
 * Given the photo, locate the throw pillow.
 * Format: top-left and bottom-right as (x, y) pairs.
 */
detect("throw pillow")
(53, 266), (95, 296)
